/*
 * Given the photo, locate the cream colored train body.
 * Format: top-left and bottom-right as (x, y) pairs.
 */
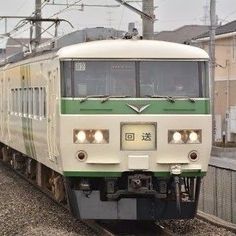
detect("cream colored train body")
(0, 39), (212, 220)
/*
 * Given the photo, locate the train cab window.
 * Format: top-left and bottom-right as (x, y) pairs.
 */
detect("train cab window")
(33, 88), (40, 118)
(199, 62), (209, 98)
(61, 61), (72, 97)
(61, 60), (208, 98)
(139, 61), (207, 98)
(61, 60), (136, 97)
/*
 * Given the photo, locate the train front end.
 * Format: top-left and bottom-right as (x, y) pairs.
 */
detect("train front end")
(57, 40), (212, 220)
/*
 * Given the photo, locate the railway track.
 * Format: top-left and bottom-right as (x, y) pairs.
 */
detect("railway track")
(85, 220), (174, 236)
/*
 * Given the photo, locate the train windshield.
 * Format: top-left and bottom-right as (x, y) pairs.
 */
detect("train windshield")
(61, 60), (208, 98)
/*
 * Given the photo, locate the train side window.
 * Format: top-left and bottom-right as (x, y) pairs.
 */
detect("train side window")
(40, 87), (46, 119)
(10, 89), (15, 115)
(15, 89), (19, 115)
(18, 88), (23, 117)
(23, 88), (28, 117)
(33, 87), (40, 119)
(28, 88), (33, 118)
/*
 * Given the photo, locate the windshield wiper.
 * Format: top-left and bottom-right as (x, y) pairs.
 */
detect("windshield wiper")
(101, 95), (131, 103)
(145, 95), (175, 103)
(173, 96), (196, 103)
(80, 95), (109, 103)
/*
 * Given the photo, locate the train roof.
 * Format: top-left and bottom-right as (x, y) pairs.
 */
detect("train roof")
(57, 39), (209, 60)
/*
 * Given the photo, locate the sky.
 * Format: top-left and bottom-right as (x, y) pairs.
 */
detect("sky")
(0, 0), (236, 46)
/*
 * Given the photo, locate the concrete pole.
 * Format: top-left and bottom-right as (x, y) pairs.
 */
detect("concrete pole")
(209, 0), (216, 143)
(35, 0), (42, 46)
(142, 0), (154, 39)
(4, 18), (7, 33)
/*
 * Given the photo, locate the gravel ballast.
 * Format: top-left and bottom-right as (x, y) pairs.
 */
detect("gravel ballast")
(162, 219), (236, 235)
(0, 164), (97, 236)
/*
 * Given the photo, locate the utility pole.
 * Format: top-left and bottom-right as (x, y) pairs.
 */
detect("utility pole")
(209, 0), (216, 143)
(4, 18), (7, 33)
(35, 0), (42, 46)
(114, 0), (154, 39)
(142, 0), (154, 39)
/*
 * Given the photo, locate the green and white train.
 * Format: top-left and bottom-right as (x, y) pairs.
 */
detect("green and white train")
(0, 38), (212, 220)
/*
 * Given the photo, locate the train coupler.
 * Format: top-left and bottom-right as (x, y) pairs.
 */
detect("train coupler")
(170, 165), (182, 215)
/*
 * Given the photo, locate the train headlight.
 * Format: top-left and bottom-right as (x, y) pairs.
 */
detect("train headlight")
(168, 130), (201, 144)
(189, 131), (198, 142)
(169, 131), (184, 144)
(73, 129), (109, 144)
(187, 130), (201, 144)
(94, 130), (104, 143)
(76, 131), (87, 143)
(173, 132), (182, 142)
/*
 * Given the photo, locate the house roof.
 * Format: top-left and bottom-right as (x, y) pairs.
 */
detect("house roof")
(196, 20), (236, 39)
(154, 25), (209, 44)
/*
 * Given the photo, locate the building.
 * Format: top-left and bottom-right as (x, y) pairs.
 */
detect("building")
(154, 25), (209, 44)
(195, 20), (236, 142)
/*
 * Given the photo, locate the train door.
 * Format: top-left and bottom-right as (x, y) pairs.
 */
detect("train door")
(47, 68), (59, 162)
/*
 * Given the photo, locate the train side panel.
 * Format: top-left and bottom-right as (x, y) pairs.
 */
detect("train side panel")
(1, 54), (62, 174)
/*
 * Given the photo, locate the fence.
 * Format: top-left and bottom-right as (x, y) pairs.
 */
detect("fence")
(198, 150), (236, 224)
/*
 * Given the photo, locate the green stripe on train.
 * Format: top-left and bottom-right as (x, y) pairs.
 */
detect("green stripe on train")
(61, 99), (210, 115)
(63, 171), (206, 177)
(21, 65), (37, 159)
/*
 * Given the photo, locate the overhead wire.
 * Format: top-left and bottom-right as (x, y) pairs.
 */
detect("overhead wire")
(2, 0), (48, 40)
(2, 0), (124, 41)
(48, 0), (83, 18)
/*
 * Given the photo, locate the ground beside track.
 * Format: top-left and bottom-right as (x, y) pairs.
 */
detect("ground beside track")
(0, 164), (97, 236)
